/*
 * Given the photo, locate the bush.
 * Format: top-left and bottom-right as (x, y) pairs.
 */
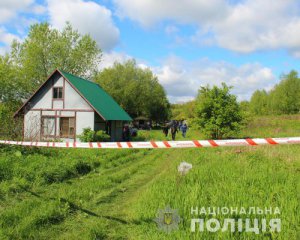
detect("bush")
(0, 102), (23, 140)
(94, 130), (110, 142)
(78, 127), (95, 142)
(78, 128), (111, 142)
(196, 83), (244, 139)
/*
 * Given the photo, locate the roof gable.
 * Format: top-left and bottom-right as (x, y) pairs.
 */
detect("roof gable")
(14, 69), (132, 121)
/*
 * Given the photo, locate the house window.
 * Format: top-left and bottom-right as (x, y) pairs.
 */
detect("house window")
(53, 87), (63, 99)
(42, 117), (55, 136)
(60, 117), (75, 138)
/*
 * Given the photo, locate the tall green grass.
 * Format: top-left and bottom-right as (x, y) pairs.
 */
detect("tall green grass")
(0, 114), (299, 239)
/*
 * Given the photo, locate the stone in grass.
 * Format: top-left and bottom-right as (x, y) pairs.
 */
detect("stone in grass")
(178, 162), (192, 175)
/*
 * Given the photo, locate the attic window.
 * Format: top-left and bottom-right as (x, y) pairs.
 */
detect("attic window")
(53, 87), (63, 99)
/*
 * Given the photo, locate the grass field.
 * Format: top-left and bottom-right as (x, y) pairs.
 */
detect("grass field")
(0, 115), (299, 239)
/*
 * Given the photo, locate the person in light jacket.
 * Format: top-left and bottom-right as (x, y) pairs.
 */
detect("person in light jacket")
(181, 123), (188, 138)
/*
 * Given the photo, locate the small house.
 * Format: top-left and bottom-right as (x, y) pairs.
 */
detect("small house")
(14, 69), (132, 141)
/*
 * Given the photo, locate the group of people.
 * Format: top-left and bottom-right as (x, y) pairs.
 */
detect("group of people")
(122, 120), (188, 141)
(163, 120), (188, 140)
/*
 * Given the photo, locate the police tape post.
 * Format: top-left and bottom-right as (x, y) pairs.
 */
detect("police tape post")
(0, 137), (300, 149)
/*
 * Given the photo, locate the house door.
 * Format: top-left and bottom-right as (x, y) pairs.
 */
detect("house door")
(60, 117), (75, 139)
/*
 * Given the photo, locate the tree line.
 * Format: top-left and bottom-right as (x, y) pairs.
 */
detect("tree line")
(247, 70), (300, 115)
(171, 71), (300, 139)
(1, 22), (299, 140)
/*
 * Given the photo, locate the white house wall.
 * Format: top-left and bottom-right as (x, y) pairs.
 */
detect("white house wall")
(64, 80), (92, 110)
(27, 73), (92, 111)
(42, 111), (55, 116)
(57, 111), (75, 117)
(76, 112), (94, 136)
(53, 101), (63, 109)
(29, 80), (53, 109)
(53, 76), (63, 87)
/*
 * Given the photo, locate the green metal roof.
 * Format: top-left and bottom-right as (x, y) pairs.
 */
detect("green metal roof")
(59, 70), (132, 121)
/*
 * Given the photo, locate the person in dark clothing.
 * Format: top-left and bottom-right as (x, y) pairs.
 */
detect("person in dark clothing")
(162, 126), (169, 137)
(170, 125), (178, 141)
(122, 125), (130, 141)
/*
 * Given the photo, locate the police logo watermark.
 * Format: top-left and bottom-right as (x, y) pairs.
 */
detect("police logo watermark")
(154, 205), (181, 233)
(190, 206), (281, 234)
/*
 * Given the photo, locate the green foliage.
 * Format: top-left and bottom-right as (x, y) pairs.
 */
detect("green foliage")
(95, 60), (170, 122)
(249, 89), (269, 115)
(41, 166), (77, 184)
(0, 22), (101, 140)
(269, 70), (300, 114)
(10, 22), (101, 98)
(249, 70), (300, 115)
(78, 128), (110, 142)
(171, 101), (196, 120)
(0, 102), (23, 139)
(94, 130), (111, 142)
(74, 161), (92, 175)
(78, 127), (95, 142)
(0, 55), (25, 102)
(0, 159), (13, 181)
(42, 161), (92, 184)
(195, 83), (244, 139)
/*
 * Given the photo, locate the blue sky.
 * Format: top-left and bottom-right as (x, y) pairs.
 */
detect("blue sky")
(1, 0), (300, 102)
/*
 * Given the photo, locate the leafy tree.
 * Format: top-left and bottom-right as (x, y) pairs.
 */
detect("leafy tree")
(171, 101), (196, 120)
(269, 71), (300, 114)
(195, 83), (243, 139)
(0, 22), (101, 139)
(0, 55), (24, 103)
(10, 22), (101, 97)
(239, 100), (250, 113)
(249, 90), (269, 115)
(95, 60), (170, 122)
(248, 70), (300, 115)
(0, 102), (23, 139)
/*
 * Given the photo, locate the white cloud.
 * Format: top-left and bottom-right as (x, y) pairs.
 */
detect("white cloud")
(0, 27), (22, 54)
(0, 0), (34, 23)
(165, 25), (179, 35)
(99, 51), (277, 103)
(113, 0), (300, 55)
(0, 1), (48, 52)
(153, 56), (276, 103)
(99, 51), (150, 72)
(99, 51), (132, 70)
(207, 0), (300, 53)
(32, 4), (47, 15)
(114, 0), (229, 27)
(47, 0), (120, 51)
(0, 28), (21, 45)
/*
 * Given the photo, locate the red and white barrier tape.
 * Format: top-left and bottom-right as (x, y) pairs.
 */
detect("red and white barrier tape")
(0, 137), (300, 149)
